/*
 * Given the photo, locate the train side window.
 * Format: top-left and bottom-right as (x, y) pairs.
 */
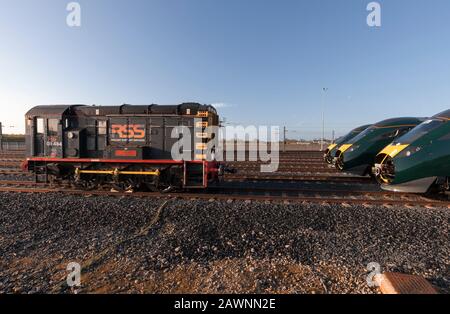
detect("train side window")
(98, 120), (107, 135)
(48, 119), (59, 136)
(36, 118), (44, 135)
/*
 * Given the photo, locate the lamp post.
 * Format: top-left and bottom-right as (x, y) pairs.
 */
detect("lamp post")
(321, 87), (328, 151)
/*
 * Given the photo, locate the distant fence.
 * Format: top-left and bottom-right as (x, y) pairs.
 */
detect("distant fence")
(221, 141), (331, 152)
(0, 141), (25, 151)
(0, 135), (26, 151)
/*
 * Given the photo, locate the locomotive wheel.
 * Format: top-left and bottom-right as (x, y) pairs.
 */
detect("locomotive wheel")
(111, 178), (136, 192)
(47, 174), (63, 186)
(161, 185), (177, 193)
(74, 178), (100, 191)
(335, 155), (345, 170)
(144, 182), (177, 193)
(144, 183), (160, 192)
(324, 154), (333, 164)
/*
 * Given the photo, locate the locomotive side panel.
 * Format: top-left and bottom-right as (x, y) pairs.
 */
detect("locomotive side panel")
(105, 115), (197, 160)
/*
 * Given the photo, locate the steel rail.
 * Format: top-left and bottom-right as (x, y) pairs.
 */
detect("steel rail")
(0, 185), (447, 208)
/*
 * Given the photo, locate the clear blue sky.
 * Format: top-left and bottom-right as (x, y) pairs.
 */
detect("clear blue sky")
(0, 0), (449, 139)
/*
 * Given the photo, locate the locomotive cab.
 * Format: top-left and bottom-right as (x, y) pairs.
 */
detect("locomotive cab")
(25, 105), (74, 158)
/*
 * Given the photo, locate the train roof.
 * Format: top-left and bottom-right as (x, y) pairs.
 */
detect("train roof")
(26, 103), (217, 117)
(26, 105), (83, 117)
(374, 117), (425, 127)
(433, 109), (450, 119)
(352, 124), (372, 132)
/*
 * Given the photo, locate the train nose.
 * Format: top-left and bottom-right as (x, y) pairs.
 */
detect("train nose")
(373, 145), (408, 184)
(373, 158), (395, 184)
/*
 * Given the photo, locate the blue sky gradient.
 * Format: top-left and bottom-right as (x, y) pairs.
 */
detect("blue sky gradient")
(0, 0), (449, 138)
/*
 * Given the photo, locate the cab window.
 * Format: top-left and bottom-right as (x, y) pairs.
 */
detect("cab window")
(47, 119), (59, 136)
(36, 118), (44, 135)
(98, 120), (107, 135)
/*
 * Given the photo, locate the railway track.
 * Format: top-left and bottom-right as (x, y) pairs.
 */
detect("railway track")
(0, 165), (340, 174)
(0, 180), (447, 208)
(0, 161), (335, 168)
(0, 149), (447, 207)
(0, 163), (339, 172)
(227, 159), (327, 163)
(0, 170), (30, 176)
(0, 161), (22, 168)
(230, 166), (339, 173)
(0, 158), (23, 162)
(229, 160), (331, 165)
(0, 180), (50, 187)
(224, 173), (372, 183)
(209, 185), (448, 201)
(0, 169), (370, 183)
(0, 153), (25, 159)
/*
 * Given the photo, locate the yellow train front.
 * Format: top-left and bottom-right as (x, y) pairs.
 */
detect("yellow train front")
(22, 103), (220, 192)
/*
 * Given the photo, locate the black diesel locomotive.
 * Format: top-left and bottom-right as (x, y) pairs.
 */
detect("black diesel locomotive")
(22, 103), (220, 191)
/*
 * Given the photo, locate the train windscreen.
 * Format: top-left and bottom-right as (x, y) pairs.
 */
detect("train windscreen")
(393, 119), (445, 144)
(347, 126), (376, 144)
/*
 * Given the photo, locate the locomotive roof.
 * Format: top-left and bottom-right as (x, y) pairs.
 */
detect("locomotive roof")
(433, 109), (450, 119)
(26, 103), (217, 117)
(26, 105), (83, 117)
(374, 117), (425, 127)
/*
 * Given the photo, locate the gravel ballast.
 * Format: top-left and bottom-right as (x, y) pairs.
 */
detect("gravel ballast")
(0, 192), (448, 294)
